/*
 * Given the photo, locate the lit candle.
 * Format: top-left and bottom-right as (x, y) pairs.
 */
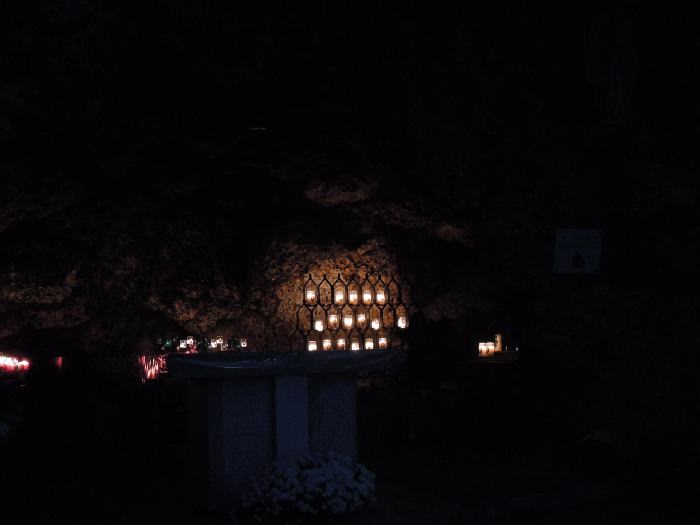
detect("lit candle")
(348, 290), (358, 304)
(180, 340), (188, 349)
(364, 338), (374, 350)
(335, 290), (345, 304)
(478, 342), (487, 356)
(371, 319), (381, 330)
(328, 314), (339, 329)
(240, 338), (248, 348)
(322, 339), (332, 351)
(343, 315), (353, 329)
(363, 290), (372, 304)
(306, 290), (316, 303)
(314, 320), (324, 331)
(378, 337), (388, 349)
(357, 313), (366, 326)
(337, 338), (346, 350)
(186, 336), (194, 346)
(486, 342), (495, 355)
(397, 316), (409, 329)
(351, 340), (360, 351)
(308, 340), (318, 351)
(376, 290), (386, 304)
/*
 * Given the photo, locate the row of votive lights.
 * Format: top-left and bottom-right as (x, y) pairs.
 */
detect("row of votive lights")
(172, 336), (248, 351)
(313, 314), (408, 332)
(308, 337), (389, 351)
(306, 288), (387, 305)
(0, 355), (31, 373)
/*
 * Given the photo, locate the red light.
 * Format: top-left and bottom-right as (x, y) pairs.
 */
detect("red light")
(138, 354), (167, 382)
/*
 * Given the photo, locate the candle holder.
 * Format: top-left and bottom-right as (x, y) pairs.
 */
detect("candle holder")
(291, 269), (413, 351)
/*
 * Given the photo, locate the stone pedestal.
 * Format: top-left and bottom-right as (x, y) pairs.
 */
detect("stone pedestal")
(167, 351), (397, 510)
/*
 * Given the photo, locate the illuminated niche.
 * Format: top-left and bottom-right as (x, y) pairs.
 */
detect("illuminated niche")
(293, 271), (412, 351)
(478, 333), (518, 359)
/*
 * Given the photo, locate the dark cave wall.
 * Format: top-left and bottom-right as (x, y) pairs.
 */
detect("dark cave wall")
(1, 0), (698, 456)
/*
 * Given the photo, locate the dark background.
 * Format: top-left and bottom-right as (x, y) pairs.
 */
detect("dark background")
(1, 1), (699, 523)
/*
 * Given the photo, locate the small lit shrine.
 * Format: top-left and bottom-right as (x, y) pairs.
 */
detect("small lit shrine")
(291, 271), (412, 352)
(477, 333), (519, 361)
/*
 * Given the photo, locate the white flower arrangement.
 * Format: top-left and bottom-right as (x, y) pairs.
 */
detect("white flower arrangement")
(242, 453), (375, 523)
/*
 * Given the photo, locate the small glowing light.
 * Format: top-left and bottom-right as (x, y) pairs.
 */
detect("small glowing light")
(351, 340), (360, 351)
(348, 291), (358, 304)
(376, 290), (386, 304)
(337, 338), (346, 350)
(487, 342), (495, 354)
(322, 339), (332, 351)
(363, 291), (372, 304)
(328, 314), (339, 329)
(357, 313), (366, 326)
(186, 336), (195, 346)
(371, 319), (381, 330)
(179, 340), (188, 349)
(335, 290), (345, 304)
(378, 337), (388, 349)
(397, 316), (409, 329)
(306, 290), (316, 303)
(308, 340), (318, 351)
(240, 338), (248, 348)
(343, 315), (353, 329)
(364, 338), (374, 350)
(314, 320), (324, 331)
